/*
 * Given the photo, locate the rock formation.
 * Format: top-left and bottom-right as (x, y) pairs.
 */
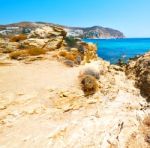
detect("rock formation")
(125, 52), (150, 102)
(22, 26), (66, 50)
(0, 24), (149, 148)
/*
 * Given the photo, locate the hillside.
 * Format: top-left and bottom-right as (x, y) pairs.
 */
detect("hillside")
(65, 26), (125, 38)
(0, 22), (125, 38)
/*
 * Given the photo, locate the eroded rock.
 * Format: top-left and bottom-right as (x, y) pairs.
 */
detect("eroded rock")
(125, 52), (150, 101)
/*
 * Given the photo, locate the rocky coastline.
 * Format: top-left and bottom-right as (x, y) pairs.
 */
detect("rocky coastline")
(0, 25), (149, 147)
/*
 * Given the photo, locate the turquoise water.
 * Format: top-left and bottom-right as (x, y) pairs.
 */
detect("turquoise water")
(84, 38), (150, 64)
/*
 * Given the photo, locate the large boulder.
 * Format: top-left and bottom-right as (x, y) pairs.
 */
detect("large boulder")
(28, 26), (66, 39)
(21, 26), (66, 50)
(22, 38), (49, 49)
(44, 36), (64, 50)
(125, 52), (150, 101)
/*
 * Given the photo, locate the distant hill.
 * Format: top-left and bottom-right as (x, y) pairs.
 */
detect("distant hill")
(0, 22), (125, 38)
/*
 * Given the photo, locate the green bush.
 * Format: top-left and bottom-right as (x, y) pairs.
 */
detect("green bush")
(65, 36), (77, 47)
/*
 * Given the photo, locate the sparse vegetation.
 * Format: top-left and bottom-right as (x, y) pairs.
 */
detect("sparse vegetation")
(65, 53), (76, 61)
(9, 48), (46, 59)
(9, 50), (28, 59)
(82, 68), (100, 79)
(10, 34), (27, 42)
(27, 47), (46, 56)
(59, 50), (68, 57)
(65, 36), (78, 47)
(80, 75), (98, 96)
(83, 43), (97, 63)
(59, 50), (76, 61)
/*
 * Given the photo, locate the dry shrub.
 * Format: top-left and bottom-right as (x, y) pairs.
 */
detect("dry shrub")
(65, 53), (76, 61)
(59, 50), (67, 57)
(10, 34), (27, 42)
(83, 43), (97, 63)
(27, 48), (46, 56)
(9, 50), (28, 59)
(82, 68), (100, 79)
(10, 48), (46, 59)
(59, 50), (76, 61)
(65, 36), (78, 47)
(80, 75), (98, 96)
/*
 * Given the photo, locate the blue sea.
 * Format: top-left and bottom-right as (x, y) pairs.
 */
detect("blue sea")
(84, 38), (150, 64)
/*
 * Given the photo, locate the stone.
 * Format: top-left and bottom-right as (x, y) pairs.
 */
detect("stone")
(44, 36), (64, 50)
(28, 26), (66, 39)
(22, 38), (49, 48)
(21, 26), (66, 51)
(125, 52), (150, 101)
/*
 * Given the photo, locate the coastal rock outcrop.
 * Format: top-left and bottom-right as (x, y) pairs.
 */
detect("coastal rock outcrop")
(22, 26), (66, 50)
(0, 25), (98, 65)
(28, 26), (66, 39)
(125, 52), (150, 102)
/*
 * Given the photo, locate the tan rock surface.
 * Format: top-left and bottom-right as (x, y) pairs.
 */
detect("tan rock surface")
(0, 57), (149, 148)
(22, 26), (66, 50)
(125, 52), (150, 102)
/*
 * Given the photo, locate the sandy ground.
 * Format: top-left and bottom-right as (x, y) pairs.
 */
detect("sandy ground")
(0, 58), (149, 148)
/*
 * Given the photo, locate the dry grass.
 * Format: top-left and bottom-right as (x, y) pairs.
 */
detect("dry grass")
(80, 75), (98, 96)
(9, 50), (28, 59)
(27, 48), (46, 56)
(9, 48), (46, 59)
(10, 34), (27, 42)
(65, 53), (76, 61)
(59, 50), (68, 57)
(59, 50), (76, 61)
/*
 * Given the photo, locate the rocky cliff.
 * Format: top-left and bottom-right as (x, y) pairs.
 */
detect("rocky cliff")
(125, 52), (150, 102)
(0, 22), (125, 38)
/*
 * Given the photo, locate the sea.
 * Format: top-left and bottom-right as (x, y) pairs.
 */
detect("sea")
(84, 38), (150, 64)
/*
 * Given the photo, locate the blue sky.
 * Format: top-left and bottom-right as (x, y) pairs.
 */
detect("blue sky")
(0, 0), (150, 37)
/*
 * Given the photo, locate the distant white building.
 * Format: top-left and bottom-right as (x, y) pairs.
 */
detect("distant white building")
(0, 30), (12, 35)
(65, 28), (84, 37)
(6, 27), (20, 30)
